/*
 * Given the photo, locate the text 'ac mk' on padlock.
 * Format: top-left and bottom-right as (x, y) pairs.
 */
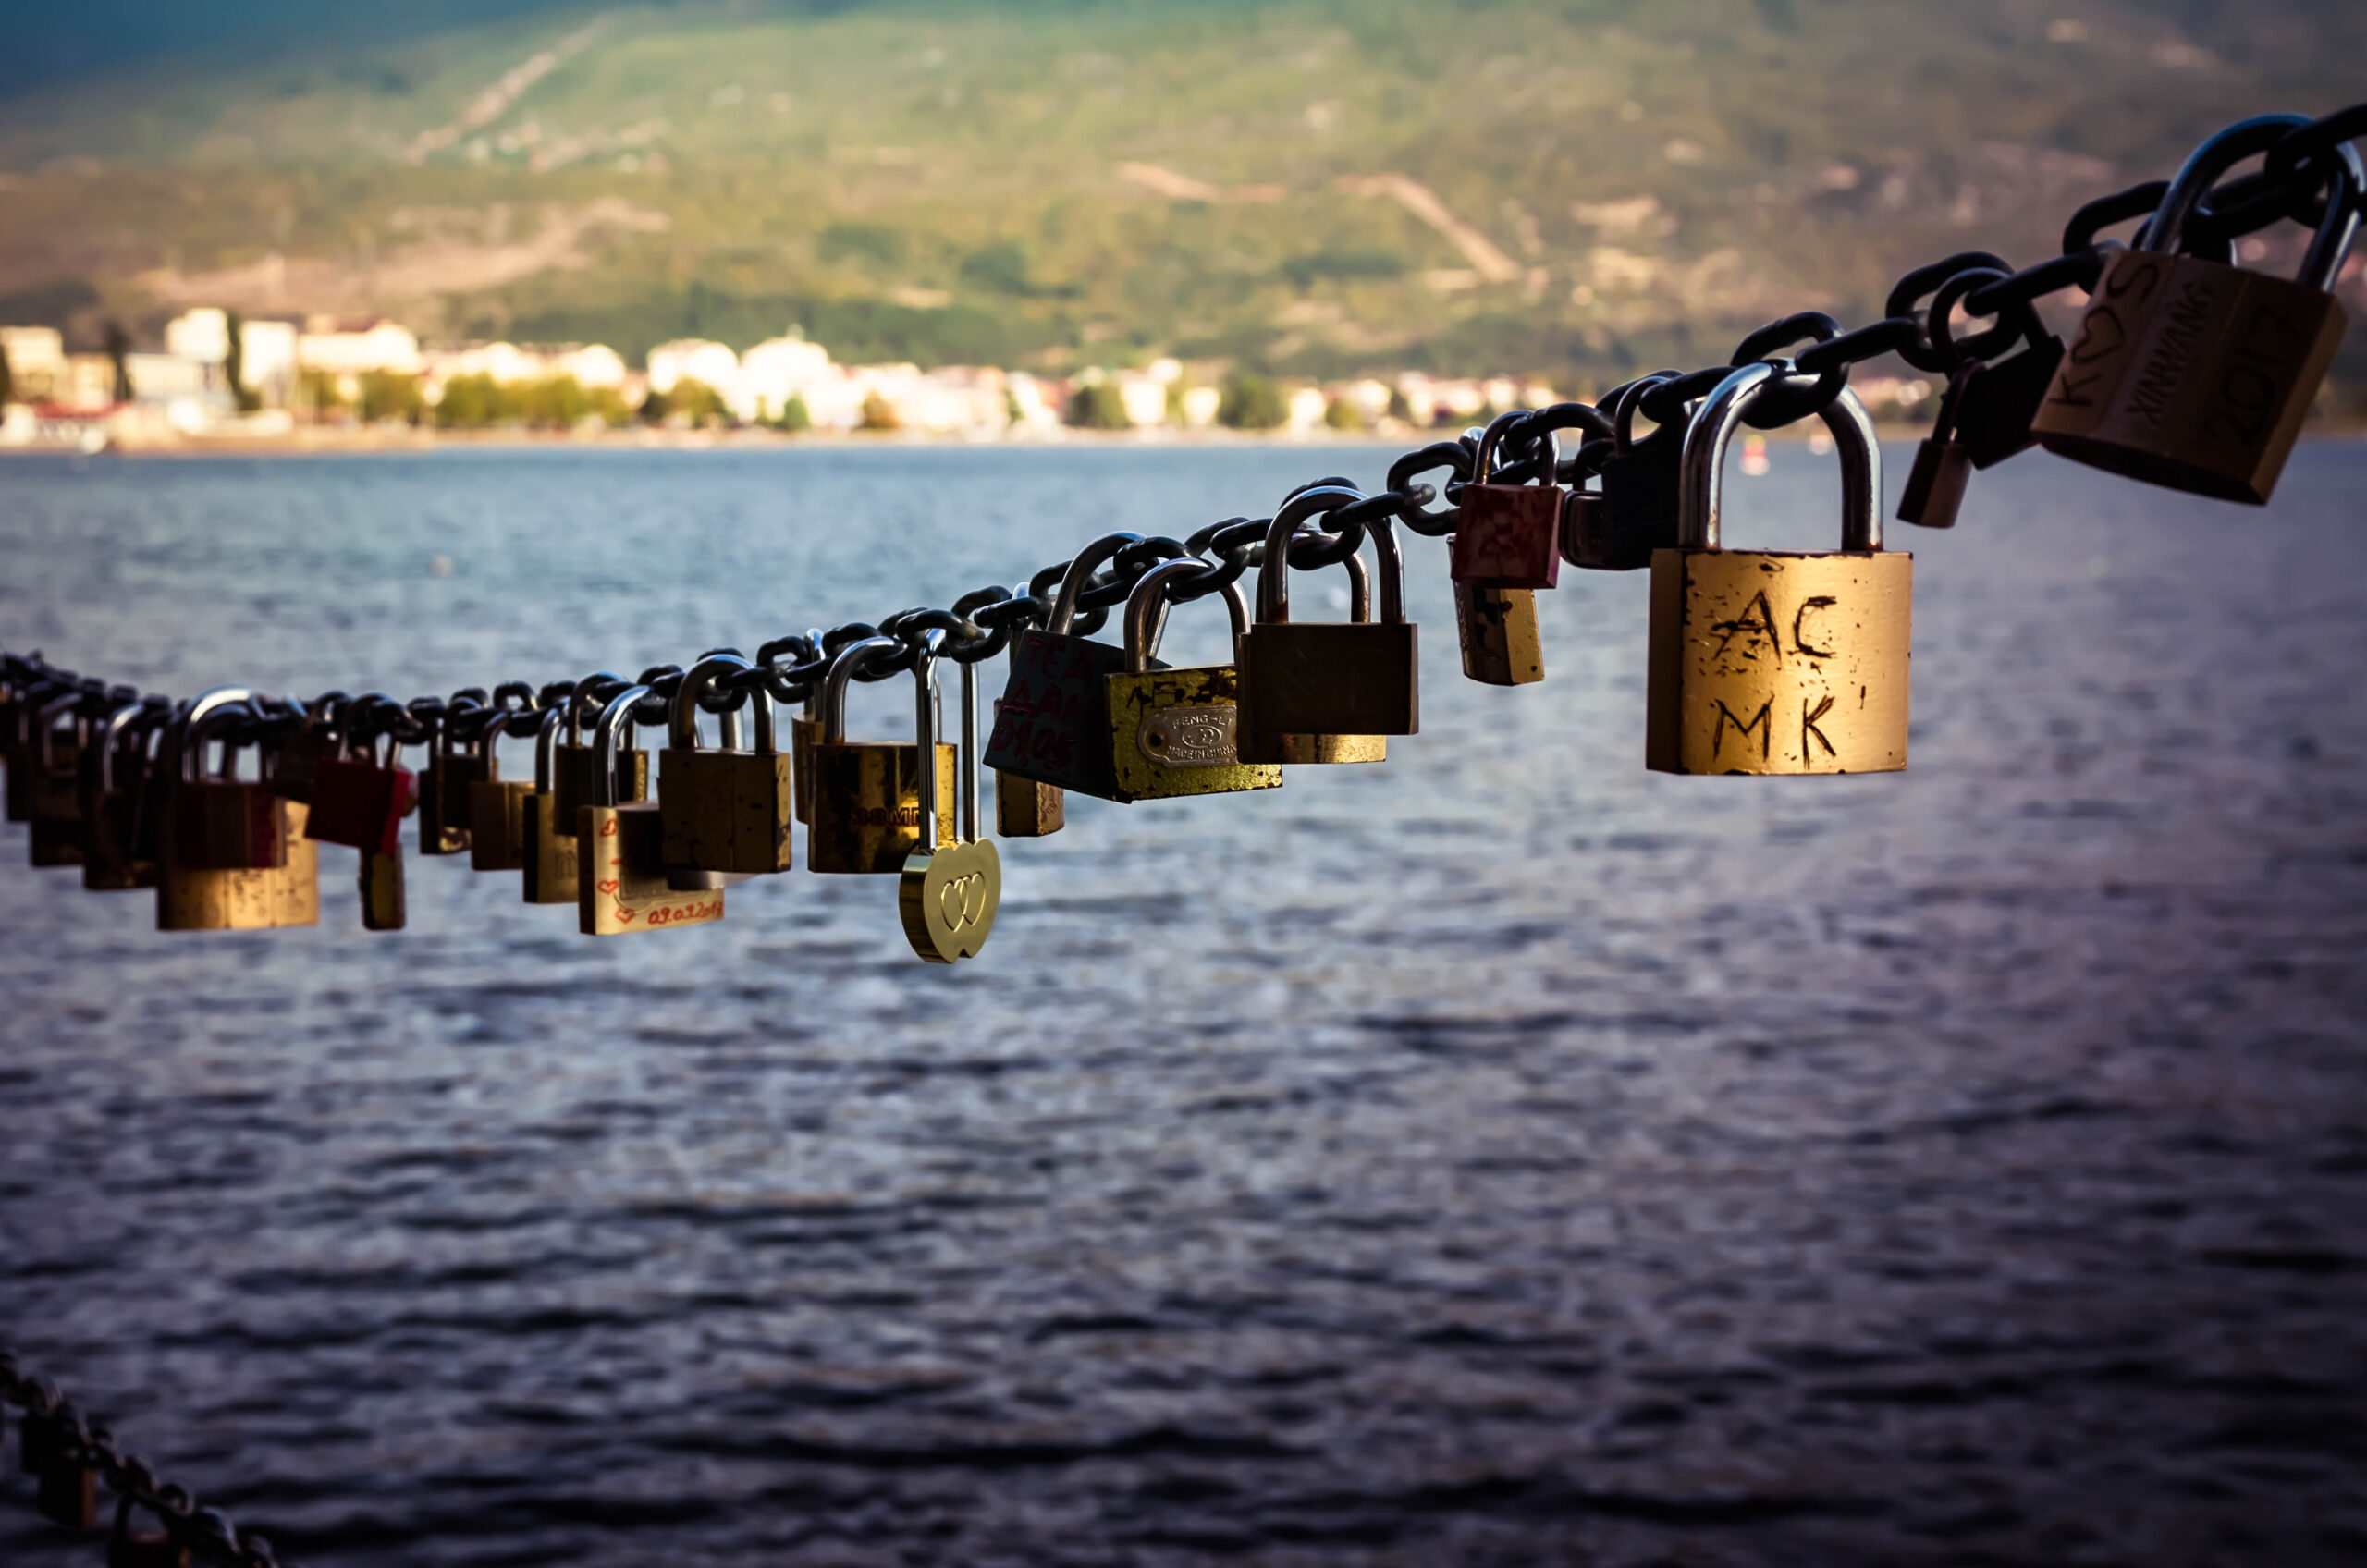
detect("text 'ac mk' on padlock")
(897, 627), (1000, 963)
(2032, 112), (2362, 505)
(1646, 360), (1912, 777)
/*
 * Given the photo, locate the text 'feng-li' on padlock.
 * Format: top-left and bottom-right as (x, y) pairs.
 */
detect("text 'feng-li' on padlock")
(661, 653), (795, 877)
(1102, 557), (1282, 802)
(155, 688), (320, 931)
(1236, 485), (1416, 765)
(2032, 113), (2362, 505)
(896, 629), (1001, 964)
(79, 695), (169, 890)
(1646, 361), (1912, 777)
(983, 531), (1159, 815)
(808, 636), (957, 875)
(576, 683), (725, 937)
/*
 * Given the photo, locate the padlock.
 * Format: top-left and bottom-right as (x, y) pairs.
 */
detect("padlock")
(521, 706), (579, 905)
(1237, 486), (1417, 763)
(983, 532), (1153, 805)
(1449, 413), (1563, 589)
(107, 1492), (190, 1568)
(1578, 374), (1686, 570)
(662, 655), (795, 875)
(23, 1409), (95, 1527)
(1453, 582), (1544, 687)
(417, 695), (487, 856)
(4, 673), (61, 822)
(772, 629), (823, 827)
(468, 709), (538, 872)
(80, 697), (166, 890)
(1897, 361), (1981, 530)
(306, 709), (414, 857)
(808, 637), (957, 875)
(171, 703), (287, 871)
(267, 692), (346, 803)
(27, 689), (89, 867)
(552, 673), (648, 824)
(1954, 331), (2065, 471)
(1102, 559), (1282, 802)
(575, 683), (726, 936)
(2032, 115), (2362, 504)
(1647, 362), (1911, 776)
(899, 631), (1001, 963)
(157, 690), (320, 931)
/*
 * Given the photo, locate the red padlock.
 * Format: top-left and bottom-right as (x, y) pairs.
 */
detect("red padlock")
(306, 720), (414, 856)
(1448, 412), (1562, 590)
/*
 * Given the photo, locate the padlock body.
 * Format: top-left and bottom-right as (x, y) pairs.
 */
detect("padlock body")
(270, 726), (333, 802)
(28, 739), (84, 865)
(80, 786), (156, 890)
(1453, 583), (1543, 686)
(1238, 622), (1418, 739)
(995, 769), (1064, 837)
(806, 741), (957, 874)
(469, 778), (534, 871)
(1647, 548), (1912, 776)
(2032, 249), (2346, 504)
(1956, 337), (2064, 470)
(553, 746), (647, 822)
(306, 759), (412, 854)
(1593, 428), (1685, 565)
(1897, 439), (1973, 530)
(1450, 484), (1563, 589)
(900, 839), (1002, 964)
(1562, 488), (1664, 572)
(159, 799), (319, 929)
(175, 778), (288, 869)
(790, 713), (816, 825)
(577, 802), (726, 936)
(983, 630), (1134, 798)
(662, 748), (795, 874)
(521, 791), (578, 903)
(1102, 664), (1282, 802)
(359, 848), (406, 931)
(420, 755), (486, 855)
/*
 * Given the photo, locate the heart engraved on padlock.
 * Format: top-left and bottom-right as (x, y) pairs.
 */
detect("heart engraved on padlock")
(897, 631), (1001, 964)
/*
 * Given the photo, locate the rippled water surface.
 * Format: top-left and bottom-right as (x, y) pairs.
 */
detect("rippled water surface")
(2, 442), (2364, 1567)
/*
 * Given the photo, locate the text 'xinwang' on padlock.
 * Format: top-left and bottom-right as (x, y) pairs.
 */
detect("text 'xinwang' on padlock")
(1646, 361), (1912, 777)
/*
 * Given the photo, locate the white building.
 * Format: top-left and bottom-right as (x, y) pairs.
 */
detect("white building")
(240, 321), (300, 407)
(645, 339), (741, 399)
(298, 316), (422, 376)
(0, 325), (67, 401)
(165, 308), (232, 363)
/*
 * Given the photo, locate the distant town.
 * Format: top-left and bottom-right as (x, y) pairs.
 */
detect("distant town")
(0, 307), (1936, 454)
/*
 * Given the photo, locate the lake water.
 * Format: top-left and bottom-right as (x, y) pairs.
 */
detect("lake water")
(1, 441), (2362, 1567)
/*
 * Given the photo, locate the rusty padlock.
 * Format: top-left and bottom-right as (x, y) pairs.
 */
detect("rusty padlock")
(1450, 411), (1563, 590)
(983, 533), (1159, 807)
(1237, 486), (1416, 764)
(1102, 558), (1282, 801)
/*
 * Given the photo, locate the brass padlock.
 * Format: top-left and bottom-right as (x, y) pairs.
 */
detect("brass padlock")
(576, 682), (726, 936)
(268, 692), (345, 804)
(1647, 362), (1911, 776)
(27, 689), (88, 867)
(662, 654), (795, 876)
(521, 705), (579, 905)
(983, 532), (1152, 813)
(1450, 412), (1563, 590)
(808, 636), (956, 875)
(1897, 361), (1981, 530)
(552, 673), (648, 824)
(156, 689), (320, 931)
(1102, 558), (1282, 802)
(171, 703), (287, 872)
(2032, 115), (2361, 505)
(1237, 486), (1416, 764)
(80, 697), (166, 890)
(1453, 582), (1544, 687)
(107, 1491), (190, 1568)
(468, 709), (537, 872)
(417, 694), (488, 856)
(899, 631), (1000, 963)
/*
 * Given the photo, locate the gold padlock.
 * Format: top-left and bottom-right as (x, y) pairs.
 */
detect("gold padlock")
(521, 705), (579, 905)
(899, 631), (1000, 963)
(1453, 583), (1544, 688)
(661, 654), (795, 876)
(2031, 116), (2361, 505)
(1102, 559), (1282, 802)
(1237, 486), (1414, 764)
(1646, 362), (1911, 776)
(468, 709), (536, 872)
(156, 689), (320, 931)
(576, 683), (726, 937)
(807, 636), (955, 875)
(418, 695), (489, 856)
(80, 697), (165, 890)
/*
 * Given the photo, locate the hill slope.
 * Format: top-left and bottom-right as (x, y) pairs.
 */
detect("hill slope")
(1, 0), (2361, 386)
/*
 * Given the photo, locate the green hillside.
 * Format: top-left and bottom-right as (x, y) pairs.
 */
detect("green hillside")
(1, 0), (2361, 388)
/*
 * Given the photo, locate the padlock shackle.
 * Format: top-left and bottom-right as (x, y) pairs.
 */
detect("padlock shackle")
(1048, 532), (1144, 635)
(167, 686), (258, 786)
(820, 636), (903, 744)
(2139, 113), (2358, 285)
(533, 704), (568, 793)
(92, 698), (153, 796)
(670, 654), (769, 753)
(1255, 484), (1367, 625)
(1680, 361), (1882, 553)
(1613, 372), (1680, 457)
(569, 671), (625, 735)
(34, 690), (80, 773)
(588, 684), (649, 809)
(1122, 557), (1239, 673)
(1471, 410), (1557, 488)
(910, 628), (947, 853)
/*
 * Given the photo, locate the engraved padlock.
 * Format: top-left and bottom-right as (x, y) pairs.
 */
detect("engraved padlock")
(1102, 558), (1282, 801)
(1236, 486), (1416, 764)
(808, 637), (957, 874)
(576, 683), (726, 936)
(1647, 362), (1912, 776)
(156, 689), (320, 931)
(2032, 114), (2362, 504)
(662, 654), (795, 876)
(1450, 411), (1562, 590)
(983, 532), (1153, 806)
(899, 629), (1001, 963)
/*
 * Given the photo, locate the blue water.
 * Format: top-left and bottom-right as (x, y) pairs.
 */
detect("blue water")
(1, 441), (2363, 1566)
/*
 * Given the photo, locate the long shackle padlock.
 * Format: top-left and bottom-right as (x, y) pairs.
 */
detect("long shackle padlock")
(808, 637), (957, 875)
(1102, 558), (1282, 800)
(80, 697), (165, 890)
(521, 704), (579, 904)
(1237, 486), (1417, 765)
(468, 708), (538, 872)
(156, 688), (320, 930)
(662, 654), (794, 876)
(1646, 361), (1910, 776)
(2031, 114), (2363, 504)
(576, 683), (726, 936)
(983, 531), (1153, 810)
(899, 630), (1001, 962)
(553, 671), (647, 823)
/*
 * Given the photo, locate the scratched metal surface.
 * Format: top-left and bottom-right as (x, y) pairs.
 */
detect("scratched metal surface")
(0, 442), (2362, 1567)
